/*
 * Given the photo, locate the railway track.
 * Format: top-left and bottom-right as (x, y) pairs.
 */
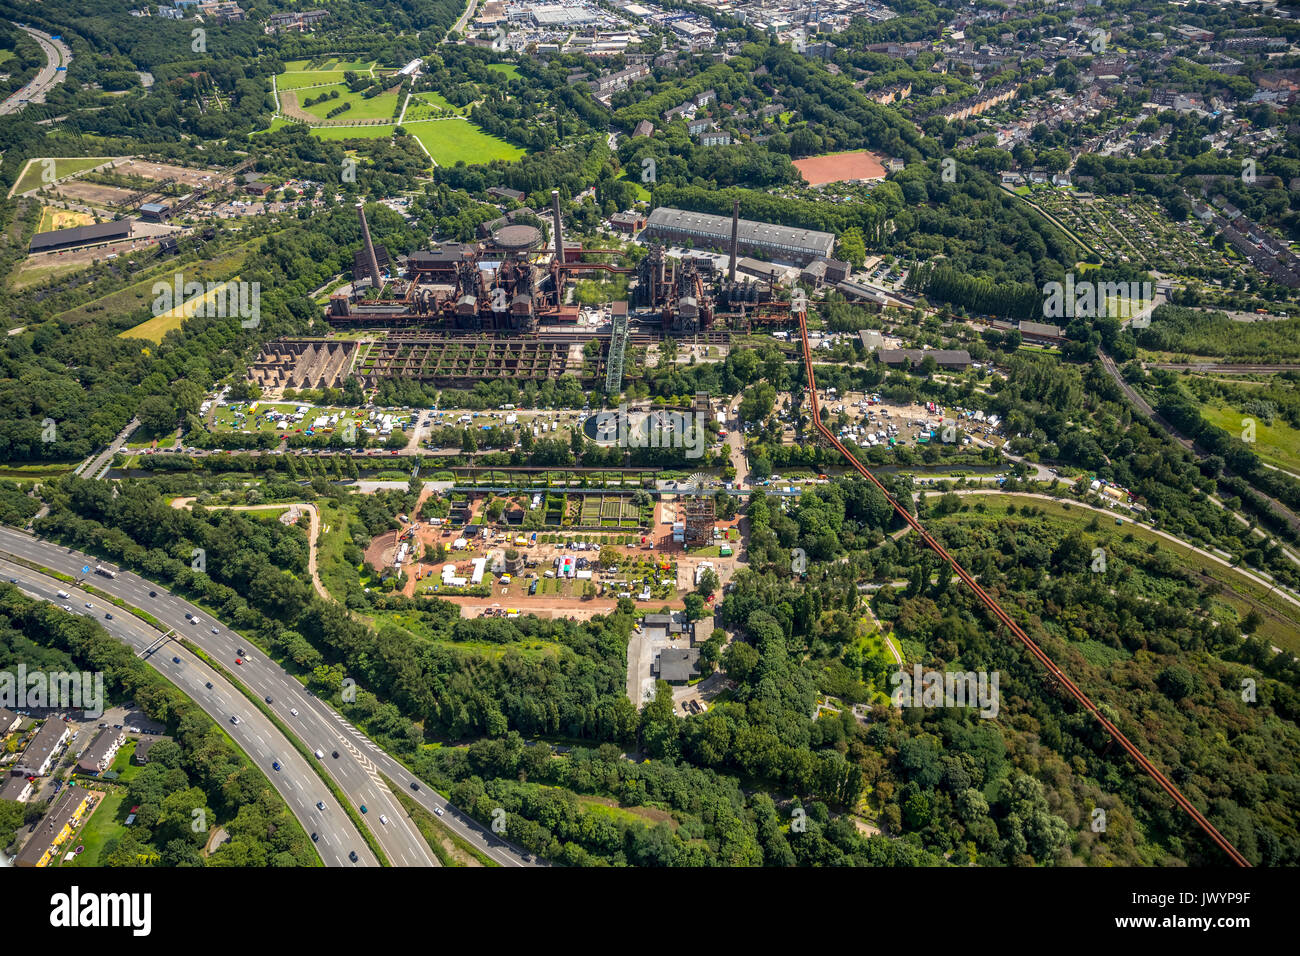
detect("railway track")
(795, 308), (1251, 867)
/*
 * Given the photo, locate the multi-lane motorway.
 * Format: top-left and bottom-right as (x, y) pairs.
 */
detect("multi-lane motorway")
(0, 557), (374, 866)
(0, 25), (71, 115)
(0, 526), (538, 867)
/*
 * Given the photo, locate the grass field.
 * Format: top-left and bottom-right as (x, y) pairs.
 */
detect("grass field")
(37, 205), (93, 232)
(486, 63), (520, 80)
(403, 91), (462, 120)
(306, 118), (524, 166)
(278, 71), (348, 92)
(406, 119), (524, 165)
(51, 242), (250, 327)
(62, 791), (126, 867)
(277, 58), (377, 92)
(253, 116), (296, 136)
(12, 156), (117, 196)
(1200, 403), (1300, 476)
(283, 58), (375, 73)
(296, 83), (401, 121)
(11, 257), (87, 290)
(118, 275), (246, 343)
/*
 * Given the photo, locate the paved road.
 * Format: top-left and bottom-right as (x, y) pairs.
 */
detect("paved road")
(0, 25), (70, 115)
(0, 558), (374, 867)
(724, 395), (749, 487)
(77, 418), (139, 481)
(0, 526), (538, 866)
(448, 0), (479, 38)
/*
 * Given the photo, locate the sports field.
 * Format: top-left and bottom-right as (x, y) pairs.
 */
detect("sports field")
(792, 149), (888, 186)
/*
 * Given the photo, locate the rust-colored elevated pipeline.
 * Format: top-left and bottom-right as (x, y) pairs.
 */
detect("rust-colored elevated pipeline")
(794, 306), (1250, 868)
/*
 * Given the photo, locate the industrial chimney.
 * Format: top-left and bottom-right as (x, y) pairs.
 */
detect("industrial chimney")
(357, 202), (382, 291)
(728, 198), (740, 283)
(550, 189), (565, 266)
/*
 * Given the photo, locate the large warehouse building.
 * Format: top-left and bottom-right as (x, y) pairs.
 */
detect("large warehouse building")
(29, 220), (132, 254)
(642, 207), (835, 266)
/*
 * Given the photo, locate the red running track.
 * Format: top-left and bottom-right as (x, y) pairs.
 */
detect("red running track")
(795, 308), (1249, 867)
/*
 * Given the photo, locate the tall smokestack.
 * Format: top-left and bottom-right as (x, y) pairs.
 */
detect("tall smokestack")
(550, 189), (565, 266)
(357, 203), (381, 290)
(728, 198), (740, 283)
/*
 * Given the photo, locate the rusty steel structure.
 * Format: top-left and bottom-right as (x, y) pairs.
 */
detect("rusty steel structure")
(794, 304), (1251, 868)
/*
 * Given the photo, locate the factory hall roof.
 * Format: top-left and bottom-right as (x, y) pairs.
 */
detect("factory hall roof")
(645, 207), (835, 258)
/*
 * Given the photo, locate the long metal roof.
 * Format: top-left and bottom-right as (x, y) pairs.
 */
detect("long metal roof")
(645, 207), (835, 256)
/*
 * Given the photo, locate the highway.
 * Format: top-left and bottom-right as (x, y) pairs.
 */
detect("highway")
(0, 526), (538, 867)
(0, 557), (374, 867)
(0, 25), (71, 115)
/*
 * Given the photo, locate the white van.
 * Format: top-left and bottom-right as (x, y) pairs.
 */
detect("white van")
(56, 590), (69, 599)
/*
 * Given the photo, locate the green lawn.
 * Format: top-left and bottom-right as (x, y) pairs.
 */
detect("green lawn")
(108, 738), (143, 783)
(63, 790), (127, 867)
(283, 58), (375, 73)
(13, 156), (117, 195)
(295, 83), (401, 121)
(403, 91), (462, 120)
(405, 119), (524, 165)
(253, 116), (297, 136)
(486, 64), (520, 80)
(1200, 403), (1300, 476)
(278, 71), (347, 92)
(305, 118), (524, 166)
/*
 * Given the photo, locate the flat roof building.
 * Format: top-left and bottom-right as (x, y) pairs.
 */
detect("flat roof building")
(878, 348), (971, 369)
(656, 647), (700, 684)
(644, 207), (835, 266)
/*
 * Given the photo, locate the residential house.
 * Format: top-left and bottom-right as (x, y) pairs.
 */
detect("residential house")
(16, 718), (70, 777)
(15, 788), (93, 867)
(75, 728), (125, 775)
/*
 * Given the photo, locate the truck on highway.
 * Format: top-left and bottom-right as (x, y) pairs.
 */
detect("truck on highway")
(94, 564), (116, 578)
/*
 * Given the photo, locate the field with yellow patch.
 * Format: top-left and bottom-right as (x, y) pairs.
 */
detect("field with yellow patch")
(119, 276), (245, 343)
(37, 206), (94, 232)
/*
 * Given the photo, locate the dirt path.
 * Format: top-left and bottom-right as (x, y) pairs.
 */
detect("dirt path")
(171, 498), (329, 600)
